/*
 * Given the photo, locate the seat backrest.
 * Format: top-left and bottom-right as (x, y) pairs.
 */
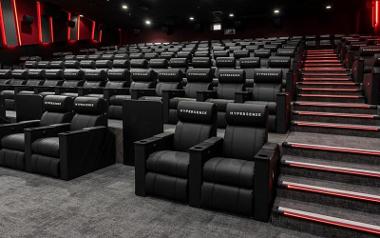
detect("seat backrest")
(169, 58), (188, 72)
(112, 59), (130, 69)
(173, 101), (217, 151)
(239, 57), (261, 79)
(24, 60), (38, 69)
(191, 57), (212, 68)
(95, 60), (113, 69)
(9, 69), (28, 85)
(62, 69), (85, 87)
(155, 69), (183, 96)
(64, 60), (80, 69)
(80, 60), (96, 69)
(70, 97), (108, 131)
(25, 69), (45, 86)
(106, 69), (130, 88)
(0, 69), (11, 85)
(82, 69), (107, 88)
(87, 54), (101, 61)
(216, 69), (245, 100)
(148, 59), (169, 73)
(254, 49), (271, 67)
(48, 61), (64, 69)
(184, 68), (213, 98)
(223, 103), (268, 161)
(252, 69), (282, 102)
(130, 69), (157, 91)
(130, 59), (148, 69)
(40, 95), (74, 126)
(43, 69), (64, 87)
(360, 46), (380, 72)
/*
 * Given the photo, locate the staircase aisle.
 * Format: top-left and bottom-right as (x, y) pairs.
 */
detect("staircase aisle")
(272, 49), (380, 238)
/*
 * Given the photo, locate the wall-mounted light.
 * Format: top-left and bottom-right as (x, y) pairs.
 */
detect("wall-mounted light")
(229, 13), (234, 18)
(325, 5), (332, 10)
(145, 19), (152, 26)
(273, 8), (280, 15)
(122, 4), (128, 10)
(189, 16), (195, 21)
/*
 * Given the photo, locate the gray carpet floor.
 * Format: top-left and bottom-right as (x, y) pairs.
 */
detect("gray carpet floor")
(0, 165), (322, 238)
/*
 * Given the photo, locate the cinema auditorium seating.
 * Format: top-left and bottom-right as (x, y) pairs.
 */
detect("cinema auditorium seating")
(0, 95), (74, 171)
(135, 101), (217, 202)
(25, 97), (114, 180)
(0, 69), (29, 110)
(189, 103), (279, 221)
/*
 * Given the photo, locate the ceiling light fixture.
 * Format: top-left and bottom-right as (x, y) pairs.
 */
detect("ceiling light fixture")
(273, 8), (280, 15)
(145, 19), (152, 26)
(189, 16), (195, 21)
(122, 4), (128, 10)
(229, 13), (234, 18)
(325, 5), (332, 10)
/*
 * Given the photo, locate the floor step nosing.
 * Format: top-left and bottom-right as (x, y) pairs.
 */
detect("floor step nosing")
(283, 159), (380, 178)
(292, 111), (378, 119)
(299, 94), (363, 98)
(277, 206), (380, 235)
(294, 101), (374, 108)
(292, 121), (380, 131)
(284, 142), (380, 157)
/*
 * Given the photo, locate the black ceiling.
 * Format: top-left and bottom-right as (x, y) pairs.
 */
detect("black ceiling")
(42, 0), (363, 29)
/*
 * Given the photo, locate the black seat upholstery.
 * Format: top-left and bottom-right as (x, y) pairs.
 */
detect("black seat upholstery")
(1, 69), (29, 110)
(164, 68), (213, 124)
(16, 69), (46, 94)
(239, 57), (261, 88)
(188, 103), (280, 221)
(104, 69), (130, 119)
(135, 101), (217, 202)
(200, 69), (246, 128)
(78, 69), (107, 97)
(34, 69), (64, 96)
(57, 69), (85, 96)
(0, 95), (74, 171)
(254, 49), (271, 67)
(236, 68), (290, 133)
(25, 97), (114, 180)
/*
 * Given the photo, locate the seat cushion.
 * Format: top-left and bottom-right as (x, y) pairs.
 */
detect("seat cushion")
(32, 137), (60, 158)
(206, 98), (234, 112)
(86, 94), (104, 98)
(109, 95), (131, 105)
(61, 92), (78, 97)
(30, 154), (60, 178)
(139, 96), (162, 102)
(145, 172), (188, 202)
(40, 91), (55, 96)
(147, 150), (190, 178)
(1, 90), (15, 97)
(245, 101), (277, 114)
(0, 149), (25, 170)
(19, 90), (35, 94)
(203, 157), (255, 189)
(169, 97), (196, 109)
(1, 133), (25, 151)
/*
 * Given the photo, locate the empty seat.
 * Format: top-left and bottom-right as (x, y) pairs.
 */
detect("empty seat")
(1, 69), (29, 110)
(34, 69), (64, 96)
(56, 69), (85, 96)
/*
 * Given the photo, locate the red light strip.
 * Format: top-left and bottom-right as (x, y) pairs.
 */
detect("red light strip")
(281, 208), (380, 235)
(293, 121), (380, 131)
(0, 0), (7, 47)
(294, 111), (376, 119)
(49, 16), (54, 43)
(77, 15), (81, 41)
(299, 94), (362, 99)
(67, 12), (71, 41)
(286, 142), (380, 156)
(91, 20), (95, 41)
(294, 101), (371, 108)
(376, 0), (379, 27)
(36, 1), (42, 43)
(12, 0), (21, 46)
(99, 29), (102, 42)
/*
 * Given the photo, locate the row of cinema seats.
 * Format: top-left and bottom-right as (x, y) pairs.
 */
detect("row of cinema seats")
(0, 95), (115, 180)
(0, 62), (290, 132)
(135, 101), (280, 221)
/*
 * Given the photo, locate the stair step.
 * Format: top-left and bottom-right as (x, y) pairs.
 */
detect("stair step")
(302, 77), (351, 81)
(273, 198), (380, 238)
(302, 72), (349, 77)
(293, 101), (377, 114)
(298, 88), (361, 95)
(282, 155), (380, 186)
(303, 67), (347, 72)
(292, 110), (380, 125)
(298, 94), (365, 103)
(304, 63), (342, 67)
(304, 60), (340, 63)
(279, 175), (380, 204)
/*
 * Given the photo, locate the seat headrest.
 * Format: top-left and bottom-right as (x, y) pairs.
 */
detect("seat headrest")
(0, 69), (12, 79)
(37, 61), (50, 68)
(107, 69), (130, 81)
(148, 58), (169, 68)
(216, 57), (236, 67)
(226, 103), (268, 127)
(176, 51), (191, 58)
(218, 69), (245, 84)
(186, 68), (213, 82)
(12, 69), (28, 79)
(24, 61), (37, 68)
(240, 57), (261, 68)
(83, 69), (107, 81)
(268, 56), (291, 68)
(44, 95), (74, 112)
(144, 52), (159, 59)
(130, 59), (148, 68)
(131, 69), (157, 82)
(80, 60), (96, 68)
(374, 54), (380, 67)
(74, 97), (107, 115)
(64, 60), (80, 69)
(192, 57), (211, 68)
(75, 55), (88, 60)
(114, 53), (128, 59)
(112, 59), (130, 68)
(88, 54), (101, 60)
(158, 69), (184, 82)
(213, 50), (229, 57)
(177, 101), (216, 124)
(254, 69), (283, 84)
(45, 69), (64, 79)
(64, 55), (75, 60)
(130, 53), (144, 59)
(49, 61), (64, 68)
(234, 50), (250, 58)
(28, 69), (46, 79)
(360, 47), (380, 56)
(254, 49), (271, 58)
(95, 60), (112, 68)
(194, 51), (210, 57)
(277, 48), (296, 56)
(63, 69), (85, 80)
(169, 58), (188, 67)
(101, 54), (114, 60)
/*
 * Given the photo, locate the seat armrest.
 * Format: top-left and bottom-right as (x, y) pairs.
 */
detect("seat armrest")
(253, 142), (280, 222)
(134, 132), (174, 196)
(276, 92), (290, 133)
(162, 89), (185, 123)
(235, 90), (252, 103)
(189, 137), (223, 207)
(103, 88), (130, 99)
(162, 89), (185, 98)
(0, 120), (41, 144)
(196, 90), (217, 101)
(14, 85), (34, 93)
(79, 87), (104, 96)
(58, 126), (114, 180)
(130, 88), (156, 100)
(34, 86), (57, 93)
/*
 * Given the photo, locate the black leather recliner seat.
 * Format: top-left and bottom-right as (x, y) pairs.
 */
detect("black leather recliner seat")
(56, 69), (85, 96)
(34, 69), (64, 96)
(163, 68), (214, 124)
(0, 69), (29, 110)
(236, 68), (290, 133)
(239, 57), (261, 89)
(78, 69), (108, 97)
(25, 97), (115, 180)
(0, 95), (74, 171)
(135, 101), (217, 202)
(200, 69), (246, 128)
(15, 69), (46, 95)
(188, 103), (280, 221)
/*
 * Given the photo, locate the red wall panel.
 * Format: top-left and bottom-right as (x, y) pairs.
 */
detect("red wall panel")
(16, 0), (38, 45)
